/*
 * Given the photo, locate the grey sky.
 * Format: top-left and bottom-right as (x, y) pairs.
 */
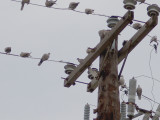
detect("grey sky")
(0, 0), (160, 120)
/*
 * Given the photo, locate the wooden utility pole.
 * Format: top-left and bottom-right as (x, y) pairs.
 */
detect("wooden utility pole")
(96, 37), (120, 120)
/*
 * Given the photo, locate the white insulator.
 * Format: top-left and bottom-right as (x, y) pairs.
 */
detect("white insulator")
(121, 102), (126, 120)
(123, 0), (137, 10)
(127, 77), (137, 118)
(106, 16), (119, 28)
(147, 4), (160, 17)
(88, 68), (98, 80)
(143, 112), (151, 120)
(64, 63), (76, 74)
(84, 103), (90, 120)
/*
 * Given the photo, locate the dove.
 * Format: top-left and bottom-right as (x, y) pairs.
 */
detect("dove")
(86, 47), (96, 54)
(150, 36), (159, 45)
(20, 52), (31, 58)
(119, 75), (125, 88)
(77, 58), (84, 64)
(68, 2), (79, 10)
(85, 8), (94, 14)
(98, 29), (111, 40)
(136, 85), (142, 100)
(132, 23), (142, 30)
(45, 0), (56, 7)
(4, 47), (11, 54)
(38, 53), (50, 66)
(21, 0), (30, 11)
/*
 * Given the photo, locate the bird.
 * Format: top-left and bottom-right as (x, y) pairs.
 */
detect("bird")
(136, 85), (142, 100)
(119, 75), (125, 87)
(77, 58), (84, 64)
(132, 23), (142, 30)
(20, 52), (31, 58)
(4, 47), (11, 54)
(45, 0), (56, 7)
(68, 2), (79, 10)
(85, 8), (94, 14)
(136, 0), (145, 4)
(98, 29), (111, 40)
(21, 0), (30, 11)
(86, 47), (96, 54)
(122, 40), (128, 46)
(150, 36), (159, 45)
(38, 53), (50, 66)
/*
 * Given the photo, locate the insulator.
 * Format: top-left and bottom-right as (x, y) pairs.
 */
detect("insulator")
(84, 103), (90, 120)
(147, 4), (160, 17)
(123, 0), (137, 10)
(121, 102), (126, 120)
(64, 63), (76, 74)
(127, 77), (137, 118)
(107, 16), (119, 28)
(152, 104), (160, 120)
(88, 68), (98, 80)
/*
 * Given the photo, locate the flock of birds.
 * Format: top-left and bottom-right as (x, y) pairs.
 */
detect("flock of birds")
(20, 0), (94, 14)
(4, 47), (50, 66)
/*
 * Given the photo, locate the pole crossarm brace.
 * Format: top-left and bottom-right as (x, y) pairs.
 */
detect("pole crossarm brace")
(64, 11), (134, 87)
(118, 15), (158, 64)
(87, 15), (158, 92)
(125, 112), (143, 120)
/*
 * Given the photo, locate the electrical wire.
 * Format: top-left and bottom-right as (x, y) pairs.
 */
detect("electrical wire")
(149, 48), (156, 110)
(11, 0), (146, 24)
(134, 74), (160, 83)
(0, 51), (77, 65)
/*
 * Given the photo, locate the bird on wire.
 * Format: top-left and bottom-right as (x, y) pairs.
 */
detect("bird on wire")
(45, 0), (57, 7)
(38, 53), (50, 66)
(136, 85), (142, 100)
(4, 47), (11, 54)
(21, 0), (30, 11)
(68, 2), (79, 10)
(85, 8), (94, 15)
(20, 52), (31, 58)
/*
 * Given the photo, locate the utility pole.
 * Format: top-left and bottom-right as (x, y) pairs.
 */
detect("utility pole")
(63, 2), (159, 120)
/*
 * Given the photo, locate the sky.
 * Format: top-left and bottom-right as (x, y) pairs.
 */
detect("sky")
(0, 0), (160, 120)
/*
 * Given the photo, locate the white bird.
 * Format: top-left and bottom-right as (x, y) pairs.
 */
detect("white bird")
(150, 36), (159, 45)
(45, 0), (56, 7)
(136, 85), (142, 100)
(21, 0), (30, 11)
(4, 47), (11, 54)
(68, 2), (79, 10)
(132, 23), (142, 30)
(85, 8), (94, 14)
(77, 58), (83, 64)
(119, 75), (125, 86)
(86, 47), (96, 54)
(38, 53), (50, 66)
(98, 29), (111, 40)
(20, 52), (31, 58)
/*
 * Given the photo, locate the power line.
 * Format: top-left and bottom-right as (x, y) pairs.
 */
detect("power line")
(11, 0), (146, 23)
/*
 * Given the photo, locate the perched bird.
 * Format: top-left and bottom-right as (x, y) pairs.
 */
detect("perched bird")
(85, 8), (94, 15)
(119, 75), (125, 87)
(20, 52), (31, 58)
(4, 47), (11, 54)
(136, 85), (142, 100)
(77, 58), (83, 64)
(150, 36), (159, 45)
(38, 53), (50, 66)
(68, 2), (79, 10)
(45, 0), (56, 7)
(122, 40), (128, 46)
(136, 0), (145, 4)
(86, 47), (96, 54)
(132, 23), (142, 30)
(98, 29), (111, 40)
(21, 0), (30, 11)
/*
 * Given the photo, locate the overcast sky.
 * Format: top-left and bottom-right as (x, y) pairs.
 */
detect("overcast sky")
(0, 0), (160, 120)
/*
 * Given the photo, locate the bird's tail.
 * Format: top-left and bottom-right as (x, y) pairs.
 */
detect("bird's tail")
(38, 60), (43, 66)
(21, 3), (24, 11)
(138, 96), (141, 100)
